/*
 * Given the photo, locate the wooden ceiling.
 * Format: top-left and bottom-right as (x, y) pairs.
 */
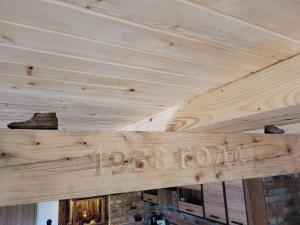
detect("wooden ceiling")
(1, 0), (300, 130)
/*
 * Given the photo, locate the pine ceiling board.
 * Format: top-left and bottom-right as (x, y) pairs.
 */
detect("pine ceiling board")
(0, 61), (210, 102)
(0, 88), (167, 111)
(0, 77), (176, 110)
(0, 20), (247, 81)
(0, 44), (222, 90)
(0, 95), (154, 119)
(0, 62), (212, 96)
(0, 73), (202, 105)
(188, 0), (300, 42)
(57, 0), (300, 60)
(0, 0), (278, 76)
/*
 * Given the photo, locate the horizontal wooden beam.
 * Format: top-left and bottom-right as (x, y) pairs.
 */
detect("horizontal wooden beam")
(0, 130), (299, 206)
(123, 54), (300, 132)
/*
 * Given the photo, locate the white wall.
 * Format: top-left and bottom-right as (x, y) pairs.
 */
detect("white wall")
(36, 201), (59, 225)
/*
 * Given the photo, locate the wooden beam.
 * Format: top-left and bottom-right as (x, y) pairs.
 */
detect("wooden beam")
(0, 130), (300, 206)
(123, 54), (300, 132)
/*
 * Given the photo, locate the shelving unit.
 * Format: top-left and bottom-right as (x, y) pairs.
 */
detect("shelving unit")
(177, 185), (204, 217)
(142, 189), (158, 204)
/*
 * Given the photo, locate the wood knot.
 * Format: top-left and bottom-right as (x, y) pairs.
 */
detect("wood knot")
(195, 174), (201, 182)
(128, 88), (135, 92)
(26, 65), (34, 76)
(136, 161), (145, 169)
(0, 152), (10, 159)
(185, 155), (193, 161)
(215, 172), (222, 179)
(36, 141), (40, 145)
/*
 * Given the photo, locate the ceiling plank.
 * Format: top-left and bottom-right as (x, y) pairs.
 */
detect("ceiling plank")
(0, 130), (299, 206)
(123, 53), (300, 132)
(0, 0), (283, 74)
(188, 0), (300, 42)
(0, 44), (221, 90)
(0, 20), (246, 81)
(56, 0), (300, 59)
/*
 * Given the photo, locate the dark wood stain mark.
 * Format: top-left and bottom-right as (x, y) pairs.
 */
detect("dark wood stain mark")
(128, 88), (136, 92)
(185, 154), (193, 161)
(215, 171), (222, 179)
(1, 34), (15, 43)
(0, 152), (12, 159)
(136, 161), (145, 169)
(26, 66), (34, 76)
(195, 174), (201, 182)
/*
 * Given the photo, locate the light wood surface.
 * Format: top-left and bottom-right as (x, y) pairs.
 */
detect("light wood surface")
(190, 0), (300, 42)
(178, 201), (203, 217)
(203, 182), (226, 223)
(142, 193), (158, 204)
(124, 53), (300, 132)
(0, 130), (300, 206)
(180, 185), (202, 191)
(225, 180), (248, 225)
(1, 0), (300, 129)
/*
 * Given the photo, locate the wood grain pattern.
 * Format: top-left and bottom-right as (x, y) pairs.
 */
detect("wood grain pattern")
(1, 0), (300, 130)
(178, 201), (203, 217)
(58, 0), (300, 60)
(225, 180), (248, 225)
(124, 53), (300, 132)
(203, 182), (226, 223)
(190, 0), (300, 42)
(0, 130), (300, 206)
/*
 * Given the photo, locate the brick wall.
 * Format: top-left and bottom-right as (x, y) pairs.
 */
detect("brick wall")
(109, 192), (156, 225)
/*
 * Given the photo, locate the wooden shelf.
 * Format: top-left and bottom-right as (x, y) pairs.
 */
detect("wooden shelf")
(143, 190), (158, 204)
(178, 201), (204, 217)
(203, 182), (227, 224)
(177, 186), (204, 217)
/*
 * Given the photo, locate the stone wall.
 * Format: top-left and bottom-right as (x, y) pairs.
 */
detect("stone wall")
(109, 192), (156, 225)
(263, 174), (300, 225)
